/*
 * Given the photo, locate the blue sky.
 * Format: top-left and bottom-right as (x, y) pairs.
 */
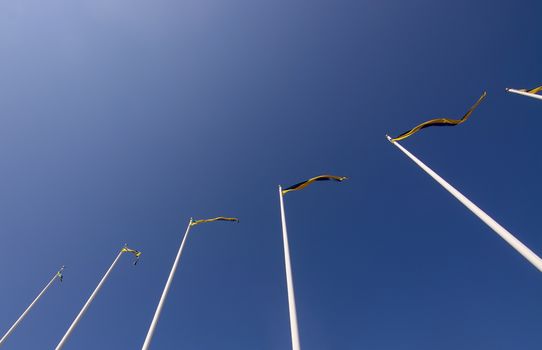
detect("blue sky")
(1, 0), (541, 349)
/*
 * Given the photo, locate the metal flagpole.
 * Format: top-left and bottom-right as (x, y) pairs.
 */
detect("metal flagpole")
(278, 186), (301, 350)
(0, 266), (64, 347)
(506, 88), (542, 101)
(55, 248), (126, 350)
(387, 135), (542, 272)
(141, 219), (193, 350)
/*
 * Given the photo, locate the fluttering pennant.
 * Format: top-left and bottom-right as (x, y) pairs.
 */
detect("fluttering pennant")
(57, 271), (64, 283)
(282, 175), (347, 195)
(389, 92), (487, 142)
(122, 247), (142, 265)
(517, 85), (542, 95)
(190, 217), (240, 226)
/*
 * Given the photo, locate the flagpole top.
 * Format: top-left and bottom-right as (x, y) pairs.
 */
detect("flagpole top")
(385, 134), (393, 142)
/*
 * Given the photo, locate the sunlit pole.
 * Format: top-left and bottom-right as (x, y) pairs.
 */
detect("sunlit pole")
(141, 219), (193, 350)
(0, 266), (64, 347)
(506, 88), (542, 101)
(55, 246), (137, 350)
(278, 186), (301, 350)
(387, 135), (542, 272)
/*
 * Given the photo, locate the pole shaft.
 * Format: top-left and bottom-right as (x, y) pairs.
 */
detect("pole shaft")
(0, 269), (62, 347)
(141, 220), (193, 350)
(279, 186), (301, 350)
(55, 250), (124, 350)
(389, 137), (542, 272)
(506, 88), (542, 101)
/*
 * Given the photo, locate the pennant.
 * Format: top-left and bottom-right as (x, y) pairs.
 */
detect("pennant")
(282, 175), (347, 195)
(519, 85), (542, 95)
(122, 247), (142, 265)
(390, 92), (487, 142)
(191, 217), (240, 226)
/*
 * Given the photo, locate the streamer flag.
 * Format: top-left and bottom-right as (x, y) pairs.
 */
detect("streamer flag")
(122, 247), (142, 265)
(57, 270), (64, 283)
(191, 217), (240, 226)
(282, 175), (347, 195)
(389, 92), (487, 142)
(513, 85), (542, 95)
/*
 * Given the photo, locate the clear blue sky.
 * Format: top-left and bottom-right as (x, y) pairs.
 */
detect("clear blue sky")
(1, 0), (541, 349)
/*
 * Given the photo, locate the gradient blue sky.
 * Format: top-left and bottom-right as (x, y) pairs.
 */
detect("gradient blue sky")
(1, 1), (541, 349)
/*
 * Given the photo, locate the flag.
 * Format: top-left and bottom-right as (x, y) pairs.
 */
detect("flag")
(282, 175), (347, 195)
(518, 85), (542, 95)
(122, 247), (142, 265)
(57, 271), (63, 283)
(389, 92), (487, 142)
(191, 217), (240, 226)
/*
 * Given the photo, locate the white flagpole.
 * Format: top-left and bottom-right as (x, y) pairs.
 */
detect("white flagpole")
(387, 135), (542, 272)
(55, 248), (126, 350)
(141, 219), (193, 350)
(0, 267), (64, 347)
(278, 186), (301, 350)
(506, 88), (542, 101)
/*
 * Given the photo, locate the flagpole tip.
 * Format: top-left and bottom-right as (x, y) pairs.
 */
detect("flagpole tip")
(385, 134), (392, 142)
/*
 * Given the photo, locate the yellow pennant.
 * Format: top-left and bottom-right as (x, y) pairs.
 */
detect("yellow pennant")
(122, 246), (142, 265)
(57, 269), (64, 282)
(282, 175), (347, 195)
(389, 92), (487, 142)
(191, 217), (240, 226)
(520, 85), (542, 95)
(122, 247), (142, 258)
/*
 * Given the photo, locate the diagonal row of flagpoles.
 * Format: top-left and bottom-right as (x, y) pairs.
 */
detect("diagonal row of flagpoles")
(1, 85), (541, 349)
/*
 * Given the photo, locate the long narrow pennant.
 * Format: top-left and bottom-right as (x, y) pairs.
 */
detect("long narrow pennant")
(390, 92), (487, 142)
(121, 247), (142, 265)
(518, 85), (542, 95)
(282, 175), (347, 195)
(191, 217), (240, 226)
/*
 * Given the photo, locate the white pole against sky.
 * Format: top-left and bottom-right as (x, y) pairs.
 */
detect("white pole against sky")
(278, 186), (301, 350)
(141, 219), (193, 350)
(506, 88), (542, 101)
(55, 248), (125, 350)
(0, 266), (64, 347)
(387, 136), (542, 272)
